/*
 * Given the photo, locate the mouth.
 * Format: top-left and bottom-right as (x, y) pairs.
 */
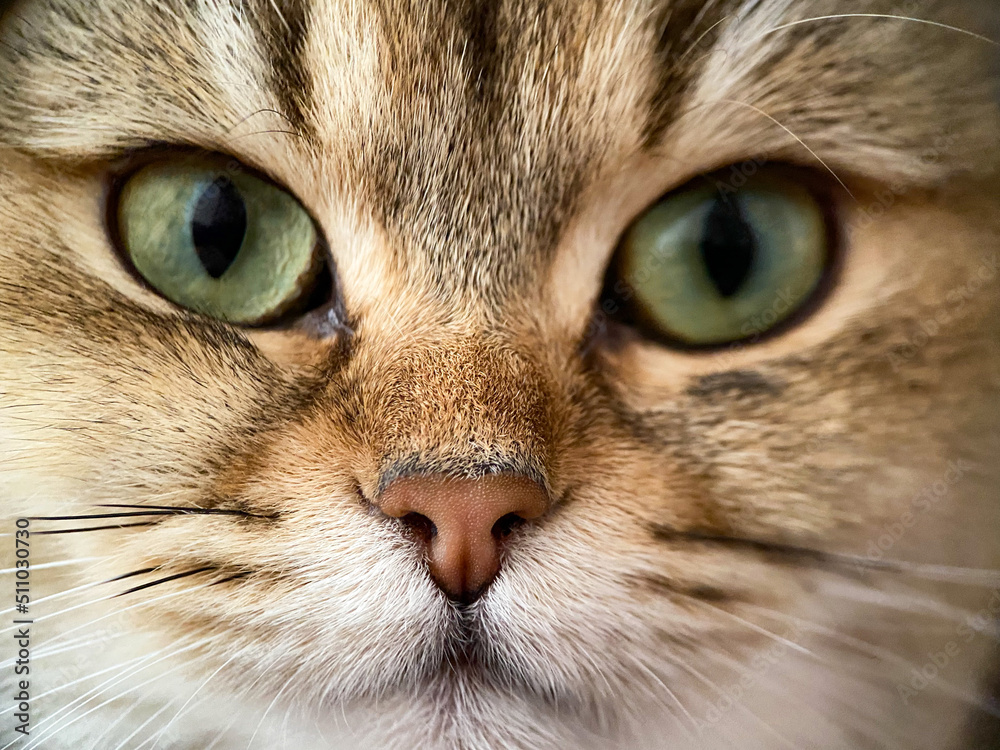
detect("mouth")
(434, 602), (497, 678)
(421, 601), (584, 711)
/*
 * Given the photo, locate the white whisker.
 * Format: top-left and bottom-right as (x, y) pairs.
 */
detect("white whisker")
(8, 640), (191, 729)
(13, 579), (221, 644)
(0, 575), (110, 619)
(757, 14), (998, 47)
(620, 650), (698, 741)
(0, 557), (102, 575)
(245, 671), (299, 750)
(740, 602), (1000, 720)
(692, 598), (814, 656)
(20, 635), (219, 750)
(0, 647), (156, 716)
(86, 693), (153, 750)
(109, 695), (181, 750)
(715, 98), (855, 198)
(145, 646), (250, 745)
(668, 650), (799, 748)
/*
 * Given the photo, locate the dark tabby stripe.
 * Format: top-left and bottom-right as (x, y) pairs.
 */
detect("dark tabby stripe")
(686, 369), (788, 399)
(644, 0), (733, 144)
(241, 0), (316, 140)
(448, 0), (503, 101)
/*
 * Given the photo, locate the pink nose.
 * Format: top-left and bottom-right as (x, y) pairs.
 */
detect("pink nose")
(378, 474), (549, 601)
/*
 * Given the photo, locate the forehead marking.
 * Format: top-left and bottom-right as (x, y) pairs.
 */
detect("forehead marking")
(242, 0), (316, 140)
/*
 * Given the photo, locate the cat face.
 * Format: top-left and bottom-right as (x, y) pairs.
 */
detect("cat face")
(2, 1), (1000, 748)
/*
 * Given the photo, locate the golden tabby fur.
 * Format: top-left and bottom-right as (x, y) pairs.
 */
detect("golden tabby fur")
(2, 0), (1000, 748)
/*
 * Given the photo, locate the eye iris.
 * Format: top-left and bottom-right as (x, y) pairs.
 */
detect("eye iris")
(611, 171), (829, 347)
(701, 194), (756, 298)
(191, 176), (248, 279)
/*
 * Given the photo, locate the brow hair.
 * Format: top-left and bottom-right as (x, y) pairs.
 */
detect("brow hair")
(241, 0), (317, 140)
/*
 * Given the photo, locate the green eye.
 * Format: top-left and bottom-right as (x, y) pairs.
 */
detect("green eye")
(613, 171), (829, 346)
(116, 158), (326, 325)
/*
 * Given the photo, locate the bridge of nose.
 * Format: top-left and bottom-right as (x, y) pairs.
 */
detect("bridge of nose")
(340, 335), (558, 599)
(364, 338), (551, 457)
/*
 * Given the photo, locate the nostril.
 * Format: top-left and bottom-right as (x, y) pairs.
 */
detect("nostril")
(399, 511), (437, 543)
(376, 474), (550, 600)
(492, 512), (527, 540)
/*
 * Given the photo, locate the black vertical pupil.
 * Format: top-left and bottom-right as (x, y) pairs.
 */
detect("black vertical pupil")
(700, 193), (756, 298)
(191, 176), (247, 279)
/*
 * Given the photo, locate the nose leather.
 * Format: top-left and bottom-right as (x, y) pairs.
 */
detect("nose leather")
(378, 474), (549, 601)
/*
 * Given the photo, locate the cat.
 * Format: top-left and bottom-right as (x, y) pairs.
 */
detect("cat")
(2, 0), (1000, 748)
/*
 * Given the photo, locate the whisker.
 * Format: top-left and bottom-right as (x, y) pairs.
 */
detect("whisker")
(688, 598), (814, 656)
(21, 636), (221, 750)
(34, 522), (160, 535)
(211, 571), (252, 586)
(0, 640), (150, 718)
(143, 647), (250, 747)
(715, 98), (855, 199)
(666, 650), (799, 748)
(757, 14), (999, 47)
(31, 511), (207, 521)
(695, 644), (908, 749)
(103, 567), (161, 584)
(27, 503), (274, 534)
(226, 129), (306, 142)
(82, 693), (151, 750)
(740, 602), (1000, 720)
(245, 669), (301, 750)
(201, 649), (293, 750)
(818, 577), (1000, 635)
(114, 567), (216, 598)
(653, 525), (1000, 586)
(676, 14), (732, 64)
(96, 504), (277, 520)
(1, 574), (111, 619)
(204, 714), (246, 750)
(2, 641), (180, 734)
(108, 695), (181, 750)
(225, 107), (301, 135)
(8, 579), (222, 642)
(0, 557), (102, 575)
(624, 651), (700, 741)
(0, 640), (116, 682)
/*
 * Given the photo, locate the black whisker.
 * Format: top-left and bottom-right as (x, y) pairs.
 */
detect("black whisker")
(95, 504), (277, 520)
(103, 567), (161, 584)
(226, 107), (301, 133)
(227, 129), (306, 142)
(35, 522), (161, 535)
(210, 571), (252, 586)
(114, 567), (216, 598)
(30, 511), (192, 521)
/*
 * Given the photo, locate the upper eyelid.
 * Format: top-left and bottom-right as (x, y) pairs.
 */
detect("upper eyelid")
(105, 146), (331, 252)
(107, 146), (295, 197)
